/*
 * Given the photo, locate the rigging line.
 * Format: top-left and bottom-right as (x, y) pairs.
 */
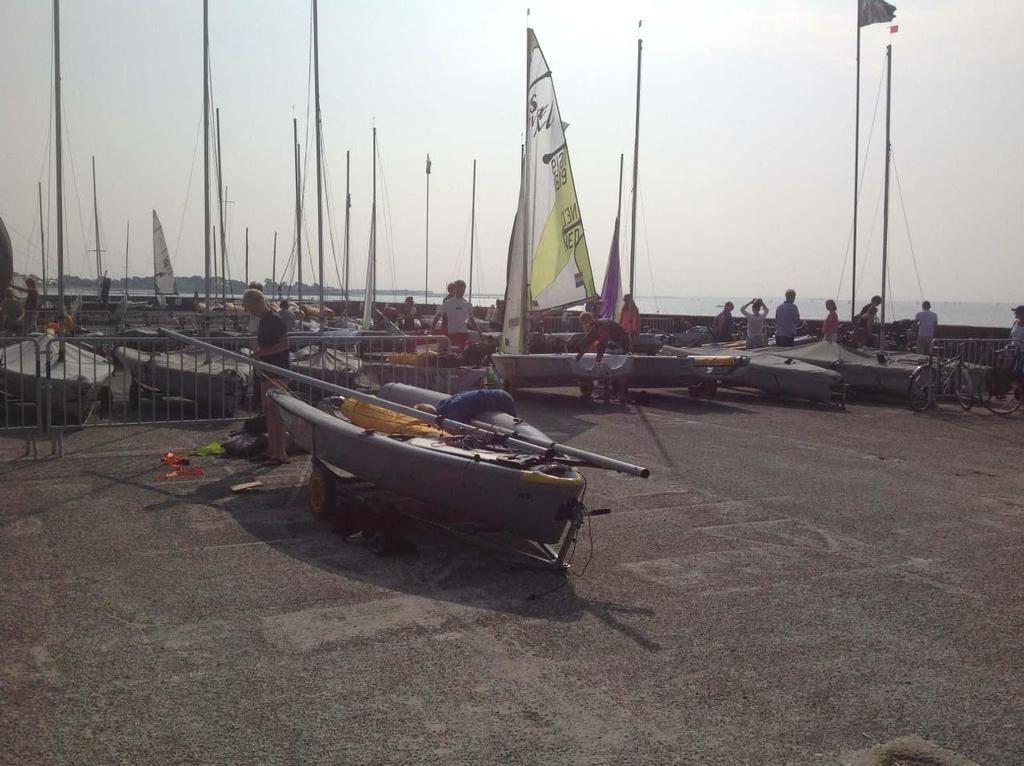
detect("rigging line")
(320, 138), (344, 291)
(171, 110), (204, 268)
(450, 214), (472, 280)
(890, 150), (925, 301)
(638, 184), (659, 312)
(60, 107), (92, 276)
(373, 136), (400, 293)
(835, 59), (889, 301)
(857, 176), (886, 289)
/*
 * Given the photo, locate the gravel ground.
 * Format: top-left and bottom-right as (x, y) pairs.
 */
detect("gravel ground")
(1, 389), (1022, 765)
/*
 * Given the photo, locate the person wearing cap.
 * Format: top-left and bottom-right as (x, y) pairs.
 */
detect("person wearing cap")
(242, 288), (290, 464)
(914, 301), (938, 354)
(1011, 305), (1024, 349)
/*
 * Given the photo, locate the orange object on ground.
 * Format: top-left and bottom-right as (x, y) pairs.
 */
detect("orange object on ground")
(156, 451), (204, 481)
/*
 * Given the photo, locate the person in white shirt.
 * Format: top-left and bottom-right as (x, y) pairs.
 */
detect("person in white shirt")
(431, 280), (479, 350)
(774, 289), (800, 347)
(914, 301), (938, 354)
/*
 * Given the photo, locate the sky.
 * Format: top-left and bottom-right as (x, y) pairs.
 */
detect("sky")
(1, 0), (1022, 306)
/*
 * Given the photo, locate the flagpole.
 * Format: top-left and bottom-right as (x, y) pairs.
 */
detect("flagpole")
(852, 15), (861, 322)
(879, 43), (892, 351)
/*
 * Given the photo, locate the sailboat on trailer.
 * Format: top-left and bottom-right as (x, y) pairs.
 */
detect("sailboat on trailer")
(492, 28), (742, 395)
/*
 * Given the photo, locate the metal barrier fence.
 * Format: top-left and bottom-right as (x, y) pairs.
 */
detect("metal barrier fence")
(921, 337), (1022, 410)
(0, 332), (477, 455)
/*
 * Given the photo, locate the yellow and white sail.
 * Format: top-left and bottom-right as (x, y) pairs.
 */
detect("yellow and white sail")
(502, 28), (597, 353)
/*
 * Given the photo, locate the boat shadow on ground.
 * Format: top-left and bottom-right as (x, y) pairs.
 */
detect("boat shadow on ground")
(204, 467), (662, 651)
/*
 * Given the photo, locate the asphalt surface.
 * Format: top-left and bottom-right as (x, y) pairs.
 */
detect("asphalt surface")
(1, 389), (1022, 765)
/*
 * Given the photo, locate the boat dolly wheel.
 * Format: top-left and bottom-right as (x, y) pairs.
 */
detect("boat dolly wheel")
(308, 460), (336, 517)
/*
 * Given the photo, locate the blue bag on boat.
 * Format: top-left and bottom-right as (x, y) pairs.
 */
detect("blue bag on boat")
(436, 389), (517, 423)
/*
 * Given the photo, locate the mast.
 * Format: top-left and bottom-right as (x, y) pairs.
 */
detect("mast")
(202, 0), (210, 309)
(852, 18), (862, 321)
(244, 226), (249, 286)
(371, 126), (377, 318)
(212, 225), (218, 297)
(313, 0), (325, 315)
(271, 231), (277, 295)
(91, 156), (103, 290)
(37, 182), (47, 301)
(54, 0), (65, 323)
(879, 43), (892, 351)
(469, 159), (477, 303)
(424, 154), (430, 303)
(215, 109), (227, 301)
(628, 25), (643, 297)
(124, 219), (129, 297)
(516, 30), (530, 353)
(344, 149), (350, 309)
(293, 117), (302, 305)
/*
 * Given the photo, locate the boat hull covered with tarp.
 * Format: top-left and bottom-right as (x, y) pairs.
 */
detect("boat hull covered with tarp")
(362, 359), (487, 395)
(0, 336), (111, 423)
(271, 388), (583, 545)
(290, 345), (362, 387)
(662, 345), (842, 403)
(770, 340), (924, 396)
(492, 351), (744, 392)
(114, 346), (249, 415)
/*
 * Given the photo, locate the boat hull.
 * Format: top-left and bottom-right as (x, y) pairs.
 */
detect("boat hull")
(1, 337), (111, 424)
(271, 389), (581, 545)
(114, 346), (248, 415)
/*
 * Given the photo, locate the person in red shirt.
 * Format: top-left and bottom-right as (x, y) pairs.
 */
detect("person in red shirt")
(822, 299), (839, 342)
(619, 294), (640, 338)
(576, 312), (631, 363)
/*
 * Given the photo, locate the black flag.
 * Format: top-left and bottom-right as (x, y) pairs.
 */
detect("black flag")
(859, 0), (897, 27)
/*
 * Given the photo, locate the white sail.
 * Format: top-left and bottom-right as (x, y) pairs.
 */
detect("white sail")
(361, 206), (376, 330)
(502, 28), (597, 353)
(152, 211), (176, 295)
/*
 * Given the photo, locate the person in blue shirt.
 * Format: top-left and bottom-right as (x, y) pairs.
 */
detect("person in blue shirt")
(713, 302), (735, 343)
(774, 289), (800, 347)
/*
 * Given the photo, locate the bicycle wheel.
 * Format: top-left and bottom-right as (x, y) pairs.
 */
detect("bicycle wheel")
(980, 370), (1023, 415)
(953, 362), (975, 410)
(907, 365), (935, 412)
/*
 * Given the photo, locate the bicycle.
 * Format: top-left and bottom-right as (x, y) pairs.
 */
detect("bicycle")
(978, 344), (1024, 415)
(907, 344), (975, 412)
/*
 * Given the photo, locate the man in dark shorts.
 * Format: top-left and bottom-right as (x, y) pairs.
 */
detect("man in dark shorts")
(576, 311), (631, 363)
(243, 289), (290, 463)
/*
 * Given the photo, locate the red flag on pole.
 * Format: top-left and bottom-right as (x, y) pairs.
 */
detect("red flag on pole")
(890, 24), (899, 33)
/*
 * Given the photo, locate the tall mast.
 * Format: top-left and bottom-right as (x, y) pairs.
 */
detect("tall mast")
(516, 29), (530, 353)
(91, 156), (102, 289)
(879, 43), (893, 351)
(424, 154), (430, 303)
(202, 0), (210, 309)
(37, 182), (47, 301)
(468, 159), (477, 303)
(54, 0), (65, 322)
(271, 231), (277, 295)
(212, 225), (218, 296)
(293, 117), (302, 305)
(852, 17), (862, 321)
(370, 127), (377, 316)
(244, 226), (249, 286)
(124, 219), (129, 297)
(628, 24), (643, 297)
(313, 0), (325, 315)
(215, 109), (227, 300)
(344, 149), (350, 308)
